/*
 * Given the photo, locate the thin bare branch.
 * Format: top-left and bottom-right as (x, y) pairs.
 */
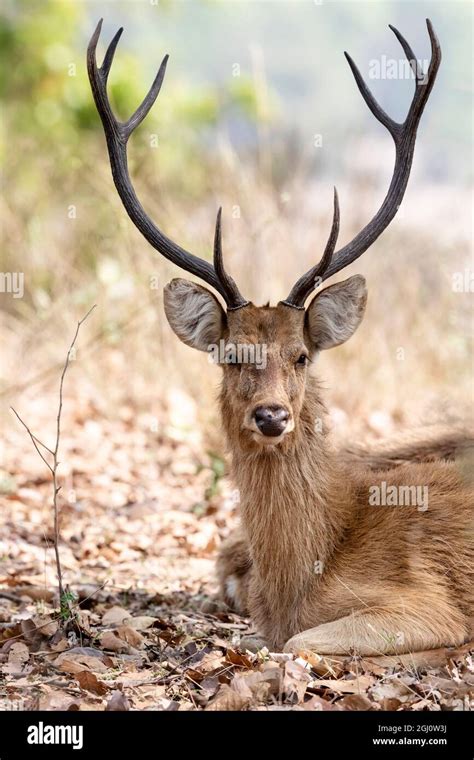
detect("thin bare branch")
(10, 407), (54, 474)
(11, 305), (96, 626)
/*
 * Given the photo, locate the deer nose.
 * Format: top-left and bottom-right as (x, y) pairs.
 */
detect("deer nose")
(253, 406), (289, 437)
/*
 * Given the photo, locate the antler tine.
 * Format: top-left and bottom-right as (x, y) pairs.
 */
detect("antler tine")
(403, 19), (441, 129)
(426, 18), (442, 78)
(124, 55), (169, 138)
(388, 24), (422, 83)
(343, 52), (399, 140)
(101, 26), (123, 83)
(87, 20), (118, 134)
(87, 20), (248, 309)
(283, 189), (340, 308)
(214, 208), (249, 310)
(283, 19), (441, 307)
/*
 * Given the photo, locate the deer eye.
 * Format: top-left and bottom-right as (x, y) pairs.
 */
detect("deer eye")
(295, 354), (308, 367)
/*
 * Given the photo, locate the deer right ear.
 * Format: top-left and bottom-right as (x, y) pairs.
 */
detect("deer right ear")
(163, 278), (227, 352)
(305, 274), (367, 351)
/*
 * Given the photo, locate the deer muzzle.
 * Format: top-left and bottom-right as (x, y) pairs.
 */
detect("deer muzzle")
(253, 405), (290, 437)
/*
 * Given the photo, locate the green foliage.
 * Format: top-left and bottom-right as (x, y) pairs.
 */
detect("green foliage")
(206, 453), (226, 499)
(59, 589), (77, 621)
(0, 0), (266, 308)
(228, 79), (270, 122)
(1, 1), (82, 135)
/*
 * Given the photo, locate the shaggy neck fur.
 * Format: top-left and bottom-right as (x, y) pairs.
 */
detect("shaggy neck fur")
(221, 378), (351, 626)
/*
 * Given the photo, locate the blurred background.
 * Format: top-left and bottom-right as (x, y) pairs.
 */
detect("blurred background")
(0, 0), (472, 557)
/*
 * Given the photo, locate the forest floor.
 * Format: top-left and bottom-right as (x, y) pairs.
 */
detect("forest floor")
(1, 393), (473, 712)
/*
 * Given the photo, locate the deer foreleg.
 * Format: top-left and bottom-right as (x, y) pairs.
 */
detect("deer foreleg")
(216, 527), (252, 615)
(283, 601), (468, 656)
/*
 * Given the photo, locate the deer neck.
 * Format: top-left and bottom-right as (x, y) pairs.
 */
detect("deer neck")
(225, 382), (350, 600)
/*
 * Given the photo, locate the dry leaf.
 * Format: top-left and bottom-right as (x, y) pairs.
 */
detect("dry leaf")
(370, 679), (412, 703)
(54, 652), (108, 674)
(411, 698), (437, 711)
(338, 694), (375, 710)
(303, 695), (340, 711)
(100, 630), (131, 653)
(128, 616), (157, 631)
(185, 667), (206, 684)
(0, 622), (22, 644)
(11, 586), (54, 602)
(283, 660), (311, 703)
(193, 651), (224, 674)
(67, 646), (113, 664)
(419, 675), (472, 697)
(75, 670), (108, 696)
(206, 684), (250, 711)
(230, 665), (282, 702)
(39, 687), (80, 712)
(75, 610), (92, 635)
(380, 697), (402, 710)
(156, 698), (180, 711)
(259, 664), (283, 694)
(230, 674), (257, 701)
(198, 676), (220, 701)
(7, 641), (29, 673)
(32, 614), (58, 637)
(225, 648), (253, 669)
(349, 658), (387, 677)
(20, 618), (43, 648)
(102, 607), (131, 626)
(115, 625), (145, 649)
(298, 650), (343, 678)
(311, 675), (374, 694)
(106, 689), (130, 711)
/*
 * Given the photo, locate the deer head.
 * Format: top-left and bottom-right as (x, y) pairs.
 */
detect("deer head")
(88, 19), (440, 450)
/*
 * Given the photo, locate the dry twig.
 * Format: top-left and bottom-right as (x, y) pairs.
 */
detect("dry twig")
(11, 305), (96, 623)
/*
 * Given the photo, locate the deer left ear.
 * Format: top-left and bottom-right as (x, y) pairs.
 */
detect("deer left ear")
(164, 278), (227, 352)
(305, 275), (367, 351)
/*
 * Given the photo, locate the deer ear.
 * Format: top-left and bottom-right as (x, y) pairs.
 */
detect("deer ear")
(163, 278), (227, 352)
(305, 275), (367, 351)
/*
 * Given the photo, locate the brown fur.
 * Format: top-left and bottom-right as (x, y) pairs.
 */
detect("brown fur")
(341, 429), (474, 470)
(217, 305), (473, 654)
(164, 283), (473, 655)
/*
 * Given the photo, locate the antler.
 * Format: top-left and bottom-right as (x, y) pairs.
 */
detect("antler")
(87, 19), (248, 310)
(281, 188), (340, 309)
(284, 19), (441, 308)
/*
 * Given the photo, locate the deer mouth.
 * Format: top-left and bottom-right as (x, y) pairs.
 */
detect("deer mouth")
(246, 409), (295, 446)
(251, 431), (289, 447)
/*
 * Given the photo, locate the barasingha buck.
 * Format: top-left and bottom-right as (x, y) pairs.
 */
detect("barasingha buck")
(88, 20), (473, 655)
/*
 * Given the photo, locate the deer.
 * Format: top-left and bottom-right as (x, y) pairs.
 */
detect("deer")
(88, 19), (473, 655)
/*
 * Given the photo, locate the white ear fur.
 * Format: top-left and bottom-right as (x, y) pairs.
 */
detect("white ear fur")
(306, 275), (367, 351)
(163, 278), (226, 352)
